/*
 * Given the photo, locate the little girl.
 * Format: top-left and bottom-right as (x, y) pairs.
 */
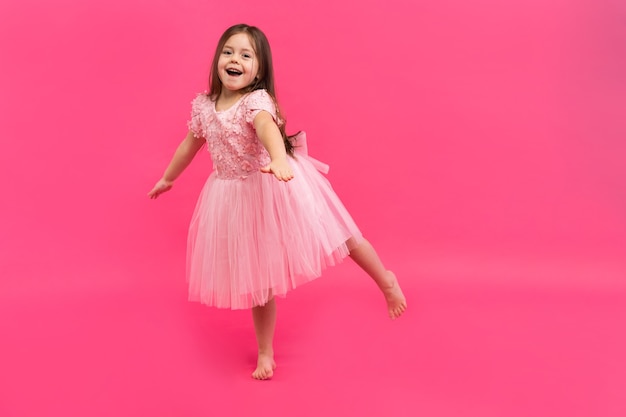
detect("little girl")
(148, 23), (406, 380)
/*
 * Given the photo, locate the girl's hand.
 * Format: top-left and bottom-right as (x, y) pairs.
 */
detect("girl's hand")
(147, 178), (173, 199)
(260, 158), (294, 182)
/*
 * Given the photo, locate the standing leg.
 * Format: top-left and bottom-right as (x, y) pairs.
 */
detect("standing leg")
(347, 238), (407, 319)
(251, 297), (277, 380)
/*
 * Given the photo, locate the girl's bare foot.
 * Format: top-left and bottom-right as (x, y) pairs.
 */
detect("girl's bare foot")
(346, 239), (407, 320)
(252, 351), (276, 380)
(382, 271), (407, 319)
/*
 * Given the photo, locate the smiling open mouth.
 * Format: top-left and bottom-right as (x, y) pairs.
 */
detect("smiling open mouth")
(226, 69), (242, 76)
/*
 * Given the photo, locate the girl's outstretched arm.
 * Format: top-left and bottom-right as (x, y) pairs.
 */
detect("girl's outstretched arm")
(148, 131), (205, 199)
(254, 111), (293, 182)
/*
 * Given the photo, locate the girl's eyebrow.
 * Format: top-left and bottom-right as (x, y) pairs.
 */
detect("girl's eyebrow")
(223, 44), (254, 53)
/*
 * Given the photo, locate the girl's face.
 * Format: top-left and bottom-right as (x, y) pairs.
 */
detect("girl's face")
(217, 33), (259, 94)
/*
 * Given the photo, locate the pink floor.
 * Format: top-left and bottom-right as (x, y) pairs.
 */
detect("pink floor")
(1, 244), (625, 417)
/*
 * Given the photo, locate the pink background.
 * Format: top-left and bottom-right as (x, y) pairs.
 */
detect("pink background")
(1, 0), (625, 416)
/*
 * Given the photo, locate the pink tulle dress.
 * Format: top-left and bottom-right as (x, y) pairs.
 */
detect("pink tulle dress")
(186, 89), (363, 309)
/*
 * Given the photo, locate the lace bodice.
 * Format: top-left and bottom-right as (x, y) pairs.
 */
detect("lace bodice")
(188, 89), (279, 179)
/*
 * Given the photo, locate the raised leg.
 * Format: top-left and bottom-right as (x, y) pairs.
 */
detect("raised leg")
(347, 238), (407, 319)
(251, 297), (277, 380)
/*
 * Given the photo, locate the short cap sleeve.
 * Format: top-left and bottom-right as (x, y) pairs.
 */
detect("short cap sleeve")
(244, 90), (282, 125)
(188, 93), (209, 138)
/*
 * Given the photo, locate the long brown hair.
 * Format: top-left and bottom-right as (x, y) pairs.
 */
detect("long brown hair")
(208, 24), (296, 155)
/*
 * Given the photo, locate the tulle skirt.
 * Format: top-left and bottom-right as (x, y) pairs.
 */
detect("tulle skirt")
(186, 149), (363, 310)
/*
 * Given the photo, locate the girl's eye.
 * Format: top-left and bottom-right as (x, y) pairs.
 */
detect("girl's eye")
(242, 53), (252, 59)
(222, 50), (232, 55)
